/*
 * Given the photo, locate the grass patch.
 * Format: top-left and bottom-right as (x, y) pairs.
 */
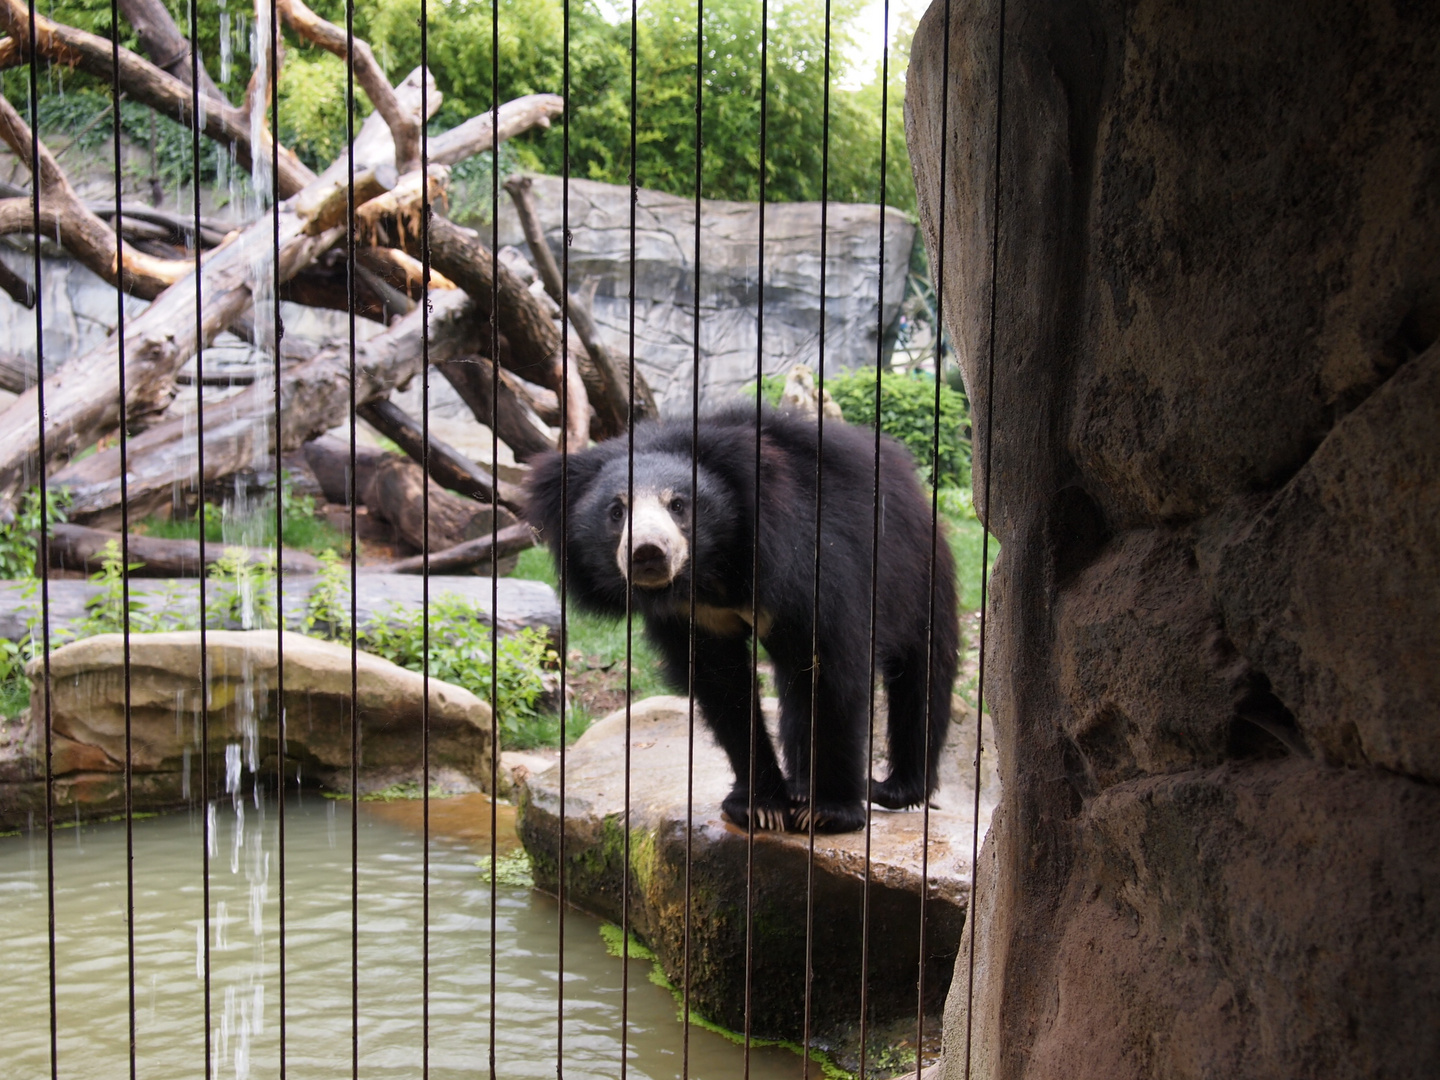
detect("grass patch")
(0, 674), (28, 717)
(476, 849), (535, 888)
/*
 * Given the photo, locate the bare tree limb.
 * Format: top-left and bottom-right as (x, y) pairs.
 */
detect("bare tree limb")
(277, 0), (420, 173)
(379, 522), (535, 575)
(49, 290), (479, 524)
(433, 354), (558, 463)
(428, 95), (566, 167)
(505, 173), (657, 436)
(356, 395), (523, 509)
(117, 0), (227, 105)
(48, 522), (319, 576)
(0, 0), (315, 196)
(0, 96), (190, 298)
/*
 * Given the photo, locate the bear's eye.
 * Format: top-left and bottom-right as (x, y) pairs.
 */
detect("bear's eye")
(668, 497), (685, 515)
(609, 503), (625, 522)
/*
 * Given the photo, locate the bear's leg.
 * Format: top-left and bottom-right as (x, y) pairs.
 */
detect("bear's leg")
(772, 652), (869, 834)
(872, 639), (954, 810)
(648, 624), (791, 831)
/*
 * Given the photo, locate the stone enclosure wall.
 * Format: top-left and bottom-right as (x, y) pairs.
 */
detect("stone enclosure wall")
(905, 1), (1439, 1077)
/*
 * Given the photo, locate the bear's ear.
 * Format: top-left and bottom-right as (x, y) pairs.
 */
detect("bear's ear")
(521, 448), (613, 544)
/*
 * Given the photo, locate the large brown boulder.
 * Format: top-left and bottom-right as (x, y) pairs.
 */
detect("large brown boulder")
(0, 631), (494, 827)
(905, 0), (1440, 1077)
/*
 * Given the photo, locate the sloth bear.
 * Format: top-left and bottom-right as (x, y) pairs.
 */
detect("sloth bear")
(523, 405), (958, 834)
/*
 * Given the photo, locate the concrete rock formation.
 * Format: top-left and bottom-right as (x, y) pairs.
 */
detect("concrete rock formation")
(905, 0), (1440, 1077)
(516, 695), (997, 1061)
(0, 630), (494, 827)
(493, 176), (915, 414)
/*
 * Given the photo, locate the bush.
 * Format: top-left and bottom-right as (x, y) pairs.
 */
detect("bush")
(827, 366), (971, 490)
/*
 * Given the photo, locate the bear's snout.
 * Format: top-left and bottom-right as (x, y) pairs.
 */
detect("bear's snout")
(618, 491), (689, 588)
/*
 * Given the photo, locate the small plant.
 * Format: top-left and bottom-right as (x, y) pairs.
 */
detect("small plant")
(302, 549), (352, 639)
(71, 540), (147, 638)
(359, 597), (560, 750)
(0, 487), (71, 578)
(207, 547), (278, 630)
(476, 849), (535, 889)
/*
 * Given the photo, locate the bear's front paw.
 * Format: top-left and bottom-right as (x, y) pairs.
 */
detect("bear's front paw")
(791, 799), (867, 834)
(722, 790), (792, 833)
(869, 775), (926, 810)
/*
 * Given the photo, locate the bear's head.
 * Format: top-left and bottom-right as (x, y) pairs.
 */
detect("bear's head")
(525, 444), (742, 609)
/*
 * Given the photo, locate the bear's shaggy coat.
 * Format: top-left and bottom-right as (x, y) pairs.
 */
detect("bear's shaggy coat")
(524, 406), (958, 833)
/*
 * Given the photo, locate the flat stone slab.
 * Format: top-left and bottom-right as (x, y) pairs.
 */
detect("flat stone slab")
(0, 630), (494, 828)
(0, 572), (560, 643)
(517, 696), (982, 1050)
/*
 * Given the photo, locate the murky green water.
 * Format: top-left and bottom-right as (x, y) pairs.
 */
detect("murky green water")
(0, 794), (801, 1080)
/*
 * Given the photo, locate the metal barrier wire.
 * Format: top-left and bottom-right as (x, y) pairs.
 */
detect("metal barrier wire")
(14, 0), (990, 1074)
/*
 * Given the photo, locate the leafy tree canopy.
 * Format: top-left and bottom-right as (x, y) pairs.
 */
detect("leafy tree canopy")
(18, 0), (917, 212)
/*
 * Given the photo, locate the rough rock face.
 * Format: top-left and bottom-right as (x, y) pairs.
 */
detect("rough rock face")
(516, 696), (997, 1056)
(494, 176), (915, 413)
(0, 631), (494, 827)
(904, 1), (1440, 1077)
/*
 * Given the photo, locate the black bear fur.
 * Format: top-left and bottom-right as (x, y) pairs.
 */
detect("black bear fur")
(523, 405), (958, 834)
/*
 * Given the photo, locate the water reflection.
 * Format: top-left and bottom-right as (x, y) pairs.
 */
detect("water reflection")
(0, 794), (801, 1080)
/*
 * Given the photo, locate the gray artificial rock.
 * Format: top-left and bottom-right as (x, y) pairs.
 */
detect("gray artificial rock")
(906, 0), (1440, 1076)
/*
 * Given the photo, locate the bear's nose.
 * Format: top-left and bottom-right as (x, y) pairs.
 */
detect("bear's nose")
(631, 542), (667, 570)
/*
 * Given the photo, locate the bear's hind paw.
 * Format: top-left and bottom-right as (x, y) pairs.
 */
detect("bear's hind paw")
(791, 800), (867, 834)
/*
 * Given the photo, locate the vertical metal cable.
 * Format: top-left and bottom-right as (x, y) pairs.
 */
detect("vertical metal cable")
(270, 0), (288, 1071)
(26, 2), (57, 1075)
(621, 0), (640, 1070)
(743, 0), (770, 1072)
(802, 1), (835, 1073)
(859, 4), (894, 1075)
(487, 1), (501, 1076)
(344, 0), (360, 1074)
(556, 2), (572, 1074)
(186, 3), (214, 1074)
(107, 5), (137, 1077)
(420, 5), (434, 1074)
(682, 1), (703, 1076)
(963, 0), (1003, 1075)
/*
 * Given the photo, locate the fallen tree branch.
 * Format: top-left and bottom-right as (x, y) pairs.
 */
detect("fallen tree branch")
(356, 396), (524, 510)
(433, 354), (558, 463)
(360, 454), (516, 552)
(277, 0), (420, 173)
(379, 522), (535, 575)
(48, 522), (319, 577)
(505, 173), (657, 434)
(0, 0), (315, 196)
(49, 290), (479, 524)
(427, 95), (565, 167)
(118, 0), (227, 105)
(0, 96), (189, 299)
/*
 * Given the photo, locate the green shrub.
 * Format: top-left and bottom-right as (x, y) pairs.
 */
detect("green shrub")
(358, 596), (560, 750)
(0, 488), (71, 579)
(826, 367), (971, 489)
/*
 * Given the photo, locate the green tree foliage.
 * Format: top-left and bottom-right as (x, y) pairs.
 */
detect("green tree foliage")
(16, 0), (916, 211)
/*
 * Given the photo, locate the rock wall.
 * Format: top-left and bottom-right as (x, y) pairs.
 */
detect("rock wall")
(493, 176), (915, 414)
(905, 1), (1440, 1077)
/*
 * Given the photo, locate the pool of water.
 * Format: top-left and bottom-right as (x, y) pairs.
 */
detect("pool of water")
(0, 791), (803, 1080)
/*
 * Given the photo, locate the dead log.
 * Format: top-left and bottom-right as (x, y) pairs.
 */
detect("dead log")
(379, 522), (535, 575)
(303, 436), (391, 506)
(0, 71), (465, 508)
(433, 355), (557, 464)
(356, 396), (524, 510)
(361, 455), (518, 553)
(49, 290), (478, 525)
(0, 0), (315, 197)
(427, 95), (565, 167)
(505, 174), (658, 433)
(47, 522), (319, 577)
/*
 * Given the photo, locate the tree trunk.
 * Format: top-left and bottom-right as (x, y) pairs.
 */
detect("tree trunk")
(47, 522), (320, 577)
(117, 0), (227, 106)
(356, 396), (523, 510)
(303, 436), (392, 506)
(360, 454), (518, 553)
